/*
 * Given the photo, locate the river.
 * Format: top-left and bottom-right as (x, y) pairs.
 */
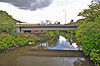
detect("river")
(0, 34), (95, 66)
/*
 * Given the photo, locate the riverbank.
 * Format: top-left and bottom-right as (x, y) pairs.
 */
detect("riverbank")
(0, 32), (56, 53)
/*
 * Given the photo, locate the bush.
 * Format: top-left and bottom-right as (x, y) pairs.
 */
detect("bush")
(90, 49), (100, 64)
(0, 33), (29, 51)
(0, 31), (56, 51)
(0, 41), (7, 51)
(15, 36), (28, 47)
(0, 33), (16, 50)
(75, 16), (100, 64)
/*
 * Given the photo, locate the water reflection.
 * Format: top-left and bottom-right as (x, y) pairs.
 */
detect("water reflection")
(60, 31), (82, 50)
(15, 56), (93, 66)
(0, 32), (94, 66)
(64, 57), (92, 66)
(37, 35), (59, 49)
(37, 36), (80, 50)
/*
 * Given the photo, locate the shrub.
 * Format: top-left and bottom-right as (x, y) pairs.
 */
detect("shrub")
(90, 49), (100, 64)
(75, 16), (100, 64)
(0, 41), (7, 51)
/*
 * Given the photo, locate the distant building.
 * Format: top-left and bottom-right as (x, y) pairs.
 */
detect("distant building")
(40, 20), (52, 25)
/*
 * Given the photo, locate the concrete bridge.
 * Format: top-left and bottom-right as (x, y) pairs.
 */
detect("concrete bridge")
(18, 25), (77, 32)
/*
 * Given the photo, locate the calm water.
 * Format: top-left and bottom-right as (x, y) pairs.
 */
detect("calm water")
(0, 35), (95, 66)
(37, 36), (80, 50)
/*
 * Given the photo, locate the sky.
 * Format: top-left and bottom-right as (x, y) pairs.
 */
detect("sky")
(0, 0), (92, 24)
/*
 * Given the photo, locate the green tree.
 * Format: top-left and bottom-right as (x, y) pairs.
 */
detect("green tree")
(0, 10), (17, 33)
(74, 1), (100, 65)
(75, 14), (100, 65)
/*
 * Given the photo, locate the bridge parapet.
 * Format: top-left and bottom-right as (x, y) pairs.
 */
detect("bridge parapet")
(17, 25), (77, 32)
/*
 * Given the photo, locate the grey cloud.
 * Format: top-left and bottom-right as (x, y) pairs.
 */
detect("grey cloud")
(0, 0), (53, 10)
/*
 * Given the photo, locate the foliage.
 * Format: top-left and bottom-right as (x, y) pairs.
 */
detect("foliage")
(0, 41), (7, 51)
(0, 32), (55, 51)
(75, 2), (100, 64)
(90, 49), (100, 64)
(15, 37), (28, 47)
(75, 16), (100, 64)
(48, 32), (55, 37)
(41, 32), (55, 40)
(0, 33), (15, 50)
(0, 10), (17, 33)
(28, 37), (37, 42)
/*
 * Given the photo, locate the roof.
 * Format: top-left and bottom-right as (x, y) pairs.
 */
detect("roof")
(18, 24), (40, 27)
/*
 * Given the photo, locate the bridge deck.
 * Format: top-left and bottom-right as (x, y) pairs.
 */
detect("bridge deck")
(18, 25), (77, 31)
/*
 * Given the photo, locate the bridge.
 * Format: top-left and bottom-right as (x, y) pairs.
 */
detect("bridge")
(18, 25), (77, 32)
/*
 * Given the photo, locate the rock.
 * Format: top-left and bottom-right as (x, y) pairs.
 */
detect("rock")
(16, 45), (19, 47)
(28, 42), (35, 45)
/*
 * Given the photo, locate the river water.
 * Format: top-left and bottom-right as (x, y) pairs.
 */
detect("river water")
(0, 35), (95, 66)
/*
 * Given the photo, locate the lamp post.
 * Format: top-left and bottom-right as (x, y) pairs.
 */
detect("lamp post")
(63, 9), (66, 24)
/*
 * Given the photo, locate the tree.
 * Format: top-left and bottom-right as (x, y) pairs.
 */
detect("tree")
(78, 0), (100, 22)
(0, 10), (17, 33)
(75, 1), (100, 65)
(76, 14), (100, 65)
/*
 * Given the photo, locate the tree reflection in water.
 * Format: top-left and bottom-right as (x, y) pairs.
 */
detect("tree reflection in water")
(73, 57), (92, 66)
(59, 31), (82, 50)
(37, 30), (82, 50)
(37, 35), (59, 49)
(37, 30), (83, 50)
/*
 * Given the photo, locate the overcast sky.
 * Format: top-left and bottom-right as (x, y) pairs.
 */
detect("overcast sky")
(0, 0), (92, 24)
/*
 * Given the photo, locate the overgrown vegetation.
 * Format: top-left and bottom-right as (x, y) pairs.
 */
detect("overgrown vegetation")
(0, 32), (55, 51)
(70, 0), (100, 65)
(0, 10), (17, 33)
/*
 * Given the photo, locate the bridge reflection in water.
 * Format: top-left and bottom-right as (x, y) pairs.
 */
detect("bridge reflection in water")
(25, 49), (84, 57)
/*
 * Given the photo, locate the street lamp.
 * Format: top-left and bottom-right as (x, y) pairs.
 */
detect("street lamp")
(63, 9), (66, 24)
